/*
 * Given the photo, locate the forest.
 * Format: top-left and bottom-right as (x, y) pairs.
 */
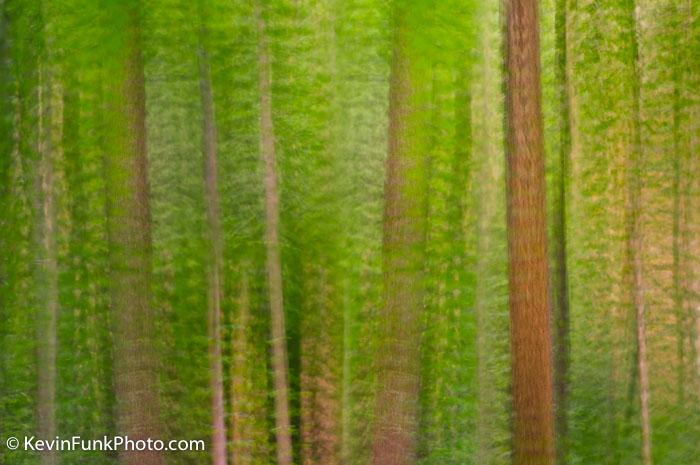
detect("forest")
(0, 0), (699, 464)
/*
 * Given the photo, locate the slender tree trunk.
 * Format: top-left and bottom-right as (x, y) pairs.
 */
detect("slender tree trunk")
(370, 4), (427, 465)
(340, 277), (352, 465)
(553, 0), (573, 462)
(35, 63), (58, 465)
(688, 0), (700, 404)
(624, 1), (652, 463)
(103, 3), (163, 464)
(230, 273), (252, 465)
(196, 3), (227, 464)
(254, 3), (293, 465)
(671, 54), (685, 407)
(504, 1), (556, 464)
(230, 268), (269, 465)
(300, 264), (341, 465)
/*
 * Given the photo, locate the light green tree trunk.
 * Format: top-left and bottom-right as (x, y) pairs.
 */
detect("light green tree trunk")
(103, 2), (163, 464)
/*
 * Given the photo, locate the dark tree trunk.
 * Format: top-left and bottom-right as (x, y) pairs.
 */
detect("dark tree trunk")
(504, 0), (556, 463)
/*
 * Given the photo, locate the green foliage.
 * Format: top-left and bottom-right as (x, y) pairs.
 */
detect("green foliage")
(0, 0), (698, 464)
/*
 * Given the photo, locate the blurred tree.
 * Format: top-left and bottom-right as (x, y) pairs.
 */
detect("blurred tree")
(195, 0), (227, 463)
(503, 0), (556, 464)
(370, 2), (429, 465)
(101, 0), (163, 463)
(254, 2), (293, 465)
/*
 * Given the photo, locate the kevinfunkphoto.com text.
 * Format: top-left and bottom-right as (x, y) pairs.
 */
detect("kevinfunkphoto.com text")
(4, 436), (205, 453)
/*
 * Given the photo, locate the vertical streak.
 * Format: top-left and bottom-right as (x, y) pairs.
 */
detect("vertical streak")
(196, 2), (227, 463)
(254, 3), (293, 465)
(35, 59), (58, 465)
(553, 0), (573, 462)
(624, 0), (652, 463)
(504, 0), (556, 464)
(104, 2), (163, 464)
(370, 3), (427, 465)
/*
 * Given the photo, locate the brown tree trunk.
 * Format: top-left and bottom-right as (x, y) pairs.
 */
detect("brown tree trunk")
(504, 0), (556, 464)
(624, 1), (652, 464)
(35, 63), (58, 465)
(299, 263), (341, 465)
(254, 3), (293, 465)
(370, 4), (427, 465)
(103, 3), (163, 464)
(196, 4), (227, 464)
(553, 0), (573, 462)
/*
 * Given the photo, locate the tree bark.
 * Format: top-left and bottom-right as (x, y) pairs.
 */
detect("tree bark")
(196, 3), (227, 464)
(254, 3), (293, 465)
(103, 3), (163, 464)
(504, 0), (556, 464)
(553, 0), (573, 462)
(624, 1), (652, 463)
(370, 4), (427, 465)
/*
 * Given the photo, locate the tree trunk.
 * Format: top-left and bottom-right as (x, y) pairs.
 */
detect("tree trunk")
(624, 1), (652, 464)
(553, 0), (573, 462)
(370, 4), (427, 465)
(687, 0), (700, 404)
(103, 3), (163, 464)
(300, 263), (341, 465)
(671, 53), (685, 407)
(230, 267), (270, 465)
(196, 3), (227, 464)
(231, 273), (253, 465)
(254, 3), (293, 465)
(504, 1), (556, 464)
(35, 62), (58, 465)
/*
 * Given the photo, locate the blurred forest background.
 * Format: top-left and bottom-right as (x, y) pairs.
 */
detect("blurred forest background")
(0, 0), (699, 464)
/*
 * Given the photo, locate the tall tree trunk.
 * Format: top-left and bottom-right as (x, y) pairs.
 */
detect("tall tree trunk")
(553, 0), (573, 462)
(370, 4), (427, 465)
(103, 2), (163, 464)
(300, 263), (341, 465)
(504, 1), (556, 464)
(692, 61), (700, 404)
(230, 266), (271, 465)
(196, 3), (227, 464)
(671, 42), (685, 407)
(35, 62), (58, 465)
(688, 0), (700, 404)
(624, 1), (652, 463)
(254, 3), (293, 465)
(230, 273), (252, 465)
